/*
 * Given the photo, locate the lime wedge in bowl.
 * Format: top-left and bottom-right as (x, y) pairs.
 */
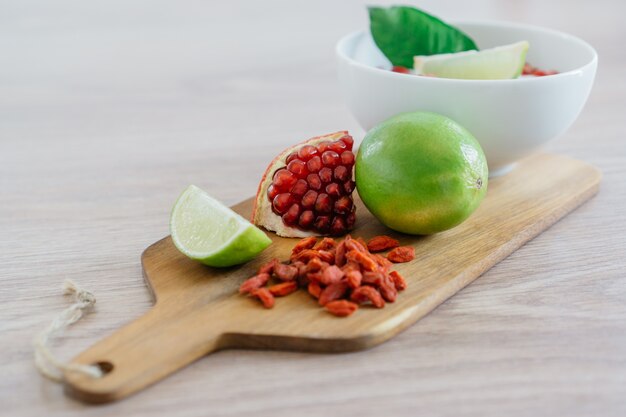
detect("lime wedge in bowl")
(170, 185), (272, 267)
(414, 41), (529, 80)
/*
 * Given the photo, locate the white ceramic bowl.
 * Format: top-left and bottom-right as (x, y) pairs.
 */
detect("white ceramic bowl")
(336, 21), (597, 176)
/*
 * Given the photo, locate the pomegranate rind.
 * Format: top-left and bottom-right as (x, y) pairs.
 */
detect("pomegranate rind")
(252, 131), (351, 238)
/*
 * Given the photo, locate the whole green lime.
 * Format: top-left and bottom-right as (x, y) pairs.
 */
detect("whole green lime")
(355, 112), (488, 235)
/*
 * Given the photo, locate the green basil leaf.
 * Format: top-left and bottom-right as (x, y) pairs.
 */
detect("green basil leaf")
(369, 6), (478, 68)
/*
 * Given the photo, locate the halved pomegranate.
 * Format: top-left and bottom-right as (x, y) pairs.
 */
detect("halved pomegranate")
(252, 131), (356, 237)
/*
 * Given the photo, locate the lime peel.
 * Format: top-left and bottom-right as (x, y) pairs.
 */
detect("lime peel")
(355, 112), (488, 235)
(170, 185), (271, 267)
(414, 41), (529, 80)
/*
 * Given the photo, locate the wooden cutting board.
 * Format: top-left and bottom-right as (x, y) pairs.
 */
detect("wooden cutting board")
(64, 153), (601, 403)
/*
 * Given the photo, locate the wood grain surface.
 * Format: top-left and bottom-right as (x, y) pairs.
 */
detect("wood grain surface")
(2, 1), (625, 416)
(63, 154), (600, 403)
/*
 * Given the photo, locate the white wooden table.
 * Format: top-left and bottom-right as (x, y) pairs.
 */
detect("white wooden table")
(2, 1), (625, 416)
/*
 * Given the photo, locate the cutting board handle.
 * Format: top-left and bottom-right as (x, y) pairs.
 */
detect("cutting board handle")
(63, 303), (227, 403)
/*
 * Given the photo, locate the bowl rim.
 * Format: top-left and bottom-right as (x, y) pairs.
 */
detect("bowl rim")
(336, 20), (598, 84)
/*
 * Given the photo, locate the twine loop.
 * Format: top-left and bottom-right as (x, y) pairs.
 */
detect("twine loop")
(33, 279), (103, 382)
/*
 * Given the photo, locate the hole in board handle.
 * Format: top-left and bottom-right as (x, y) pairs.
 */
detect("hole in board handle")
(93, 361), (114, 375)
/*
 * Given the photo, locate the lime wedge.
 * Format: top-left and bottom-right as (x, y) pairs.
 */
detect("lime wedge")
(170, 185), (272, 267)
(413, 41), (529, 80)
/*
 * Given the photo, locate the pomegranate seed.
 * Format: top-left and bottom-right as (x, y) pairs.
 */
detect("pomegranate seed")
(298, 145), (318, 160)
(343, 180), (355, 194)
(328, 140), (347, 154)
(266, 135), (357, 236)
(272, 193), (292, 214)
(298, 210), (315, 228)
(523, 64), (532, 74)
(306, 155), (322, 172)
(287, 160), (307, 177)
(315, 193), (332, 214)
(392, 66), (411, 74)
(340, 135), (354, 149)
(314, 215), (331, 232)
(273, 169), (297, 191)
(334, 196), (352, 214)
(267, 184), (279, 200)
(307, 173), (322, 190)
(318, 141), (332, 153)
(321, 151), (340, 167)
(340, 151), (354, 166)
(346, 208), (356, 228)
(290, 179), (308, 197)
(523, 63), (558, 77)
(301, 190), (318, 209)
(282, 204), (300, 225)
(326, 183), (341, 198)
(334, 165), (350, 182)
(286, 152), (298, 164)
(330, 217), (346, 236)
(319, 167), (333, 183)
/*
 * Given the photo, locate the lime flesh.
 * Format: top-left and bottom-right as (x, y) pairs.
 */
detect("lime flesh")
(355, 112), (488, 235)
(414, 41), (529, 80)
(170, 185), (271, 267)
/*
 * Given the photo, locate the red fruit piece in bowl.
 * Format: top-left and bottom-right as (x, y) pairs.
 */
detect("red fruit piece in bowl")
(252, 131), (357, 237)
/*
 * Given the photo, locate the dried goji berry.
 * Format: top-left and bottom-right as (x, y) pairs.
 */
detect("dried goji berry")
(268, 281), (298, 297)
(291, 249), (320, 263)
(319, 265), (345, 286)
(240, 233), (409, 317)
(341, 261), (360, 272)
(345, 269), (362, 289)
(239, 273), (270, 294)
(350, 286), (385, 308)
(361, 271), (384, 286)
(378, 280), (397, 303)
(335, 240), (347, 266)
(373, 254), (392, 272)
(346, 250), (378, 271)
(291, 236), (318, 256)
(389, 270), (407, 291)
(366, 235), (400, 253)
(318, 282), (349, 306)
(325, 300), (358, 317)
(297, 274), (309, 287)
(306, 271), (322, 284)
(305, 257), (326, 273)
(355, 237), (369, 251)
(387, 246), (415, 263)
(250, 288), (275, 308)
(258, 258), (278, 275)
(314, 237), (336, 251)
(291, 260), (306, 277)
(273, 263), (298, 281)
(308, 281), (322, 299)
(345, 238), (367, 253)
(317, 250), (335, 264)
